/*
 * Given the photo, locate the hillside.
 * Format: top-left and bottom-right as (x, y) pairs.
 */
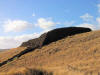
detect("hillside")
(0, 29), (100, 75)
(0, 49), (8, 52)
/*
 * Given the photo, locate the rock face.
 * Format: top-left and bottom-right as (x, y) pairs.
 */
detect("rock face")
(21, 27), (92, 49)
(21, 33), (47, 48)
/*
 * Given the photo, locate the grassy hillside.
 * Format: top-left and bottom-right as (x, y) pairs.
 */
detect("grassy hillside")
(0, 67), (52, 75)
(0, 30), (100, 75)
(0, 47), (26, 63)
(0, 49), (7, 51)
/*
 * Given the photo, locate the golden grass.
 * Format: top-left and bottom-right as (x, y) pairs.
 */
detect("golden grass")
(0, 67), (53, 75)
(0, 47), (27, 63)
(1, 30), (100, 75)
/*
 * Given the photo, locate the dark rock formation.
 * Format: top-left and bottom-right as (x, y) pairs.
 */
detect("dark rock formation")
(21, 27), (92, 48)
(21, 33), (47, 49)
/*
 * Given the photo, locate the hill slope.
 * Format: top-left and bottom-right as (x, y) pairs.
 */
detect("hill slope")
(0, 30), (100, 75)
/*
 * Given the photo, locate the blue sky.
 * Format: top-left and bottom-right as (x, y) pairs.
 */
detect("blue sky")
(0, 0), (100, 49)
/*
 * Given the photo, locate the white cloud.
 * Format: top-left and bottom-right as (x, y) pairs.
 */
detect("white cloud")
(32, 13), (35, 17)
(0, 33), (40, 49)
(80, 13), (93, 22)
(78, 16), (100, 30)
(35, 18), (60, 30)
(77, 23), (95, 30)
(79, 13), (98, 30)
(64, 21), (75, 26)
(96, 17), (100, 29)
(96, 17), (100, 24)
(97, 4), (100, 13)
(3, 20), (33, 32)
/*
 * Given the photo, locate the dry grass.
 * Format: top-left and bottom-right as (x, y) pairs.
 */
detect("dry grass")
(1, 30), (100, 75)
(0, 67), (53, 75)
(0, 47), (27, 63)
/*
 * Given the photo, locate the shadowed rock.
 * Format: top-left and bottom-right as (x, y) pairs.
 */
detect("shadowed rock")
(21, 33), (47, 48)
(21, 27), (92, 48)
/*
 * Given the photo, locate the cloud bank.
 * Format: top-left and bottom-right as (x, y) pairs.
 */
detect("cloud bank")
(80, 13), (93, 22)
(35, 18), (60, 30)
(0, 33), (40, 49)
(3, 20), (33, 32)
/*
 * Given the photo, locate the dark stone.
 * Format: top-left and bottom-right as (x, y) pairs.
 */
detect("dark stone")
(21, 33), (47, 49)
(21, 27), (92, 48)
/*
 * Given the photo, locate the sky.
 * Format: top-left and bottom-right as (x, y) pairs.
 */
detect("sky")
(0, 0), (100, 49)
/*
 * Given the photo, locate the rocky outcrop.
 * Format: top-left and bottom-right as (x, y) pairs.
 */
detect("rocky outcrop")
(21, 33), (47, 48)
(21, 27), (92, 48)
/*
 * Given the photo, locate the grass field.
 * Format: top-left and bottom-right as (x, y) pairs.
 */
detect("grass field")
(0, 30), (100, 75)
